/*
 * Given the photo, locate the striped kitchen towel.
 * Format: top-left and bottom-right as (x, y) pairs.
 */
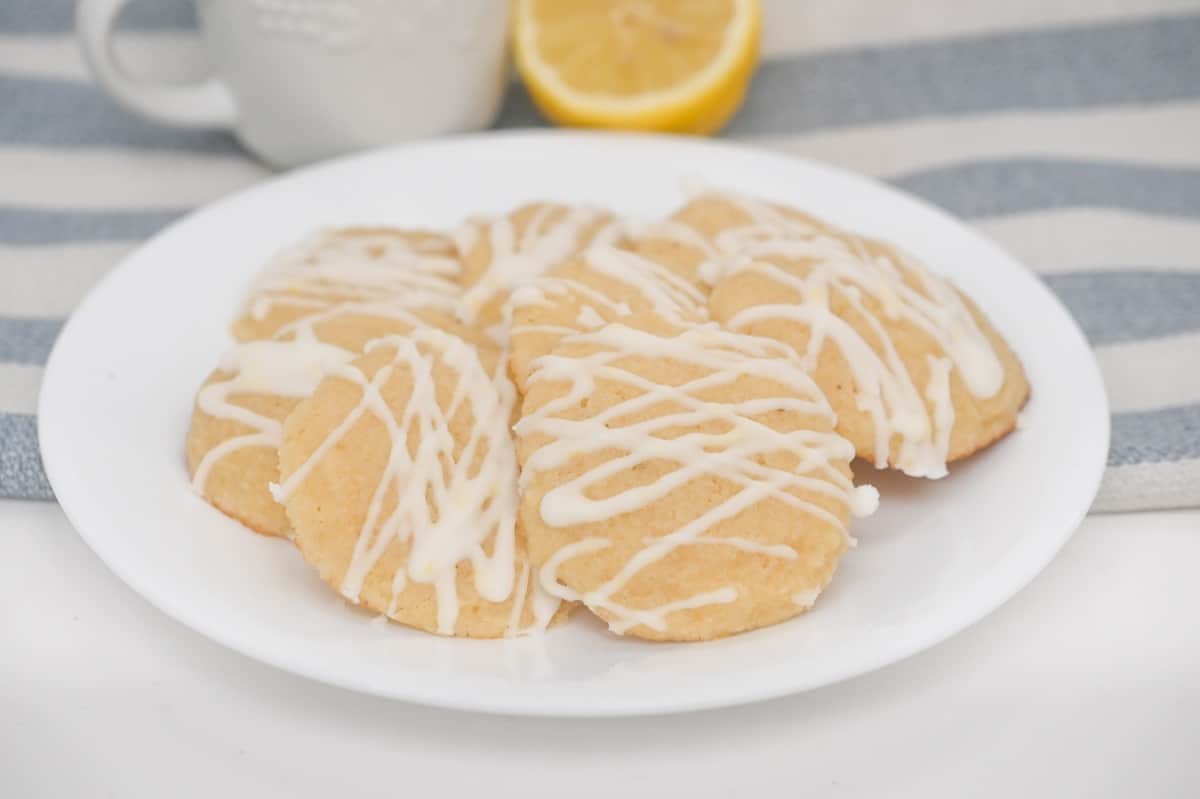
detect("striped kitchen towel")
(1, 0), (1197, 511)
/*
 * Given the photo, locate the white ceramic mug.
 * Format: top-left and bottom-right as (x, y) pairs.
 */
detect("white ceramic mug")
(77, 0), (511, 166)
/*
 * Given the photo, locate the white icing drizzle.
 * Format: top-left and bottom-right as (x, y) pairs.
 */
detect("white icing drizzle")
(272, 328), (556, 637)
(504, 557), (563, 637)
(850, 483), (881, 518)
(792, 587), (822, 609)
(507, 245), (708, 362)
(506, 559), (532, 634)
(270, 298), (434, 344)
(243, 229), (461, 323)
(633, 218), (721, 261)
(697, 192), (1005, 478)
(510, 323), (587, 338)
(518, 320), (875, 636)
(576, 306), (605, 329)
(191, 334), (354, 494)
(677, 536), (800, 559)
(925, 355), (955, 468)
(451, 220), (479, 256)
(609, 589), (739, 636)
(458, 206), (623, 324)
(577, 245), (707, 318)
(513, 278), (632, 322)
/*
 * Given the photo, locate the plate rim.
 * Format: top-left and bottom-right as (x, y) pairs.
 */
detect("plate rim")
(38, 129), (1110, 717)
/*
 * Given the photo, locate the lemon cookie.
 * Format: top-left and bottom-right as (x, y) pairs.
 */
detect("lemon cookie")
(455, 203), (622, 334)
(233, 227), (461, 342)
(515, 314), (877, 642)
(186, 338), (353, 536)
(704, 192), (1030, 478)
(187, 307), (492, 538)
(276, 328), (561, 638)
(507, 244), (708, 390)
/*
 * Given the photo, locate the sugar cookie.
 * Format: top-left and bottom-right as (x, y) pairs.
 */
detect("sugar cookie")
(516, 314), (876, 641)
(277, 329), (562, 638)
(188, 308), (488, 537)
(704, 192), (1030, 477)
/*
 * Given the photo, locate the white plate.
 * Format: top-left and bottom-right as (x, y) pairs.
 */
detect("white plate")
(40, 131), (1108, 717)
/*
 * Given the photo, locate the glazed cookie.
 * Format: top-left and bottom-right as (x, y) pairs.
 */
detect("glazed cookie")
(276, 328), (561, 638)
(507, 245), (708, 390)
(233, 228), (461, 342)
(186, 337), (355, 536)
(704, 192), (1030, 478)
(187, 309), (492, 537)
(455, 203), (623, 334)
(515, 314), (878, 642)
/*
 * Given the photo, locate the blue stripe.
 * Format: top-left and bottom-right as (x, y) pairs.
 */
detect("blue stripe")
(0, 413), (52, 501)
(498, 14), (1200, 135)
(0, 77), (242, 153)
(0, 318), (63, 365)
(891, 160), (1200, 220)
(1044, 271), (1200, 346)
(0, 207), (184, 245)
(0, 0), (194, 34)
(1111, 404), (1200, 466)
(2, 14), (1197, 150)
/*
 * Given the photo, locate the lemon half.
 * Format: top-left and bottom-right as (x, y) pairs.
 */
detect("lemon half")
(513, 0), (762, 135)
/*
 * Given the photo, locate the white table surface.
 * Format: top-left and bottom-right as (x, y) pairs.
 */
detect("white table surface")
(3, 500), (1196, 797)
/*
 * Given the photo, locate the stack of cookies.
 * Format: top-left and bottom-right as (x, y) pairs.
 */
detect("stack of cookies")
(186, 192), (1029, 642)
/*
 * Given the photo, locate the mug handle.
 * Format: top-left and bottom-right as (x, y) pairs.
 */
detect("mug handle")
(76, 0), (237, 128)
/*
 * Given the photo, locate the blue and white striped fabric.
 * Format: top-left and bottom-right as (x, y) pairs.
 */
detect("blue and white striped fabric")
(2, 0), (1198, 511)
